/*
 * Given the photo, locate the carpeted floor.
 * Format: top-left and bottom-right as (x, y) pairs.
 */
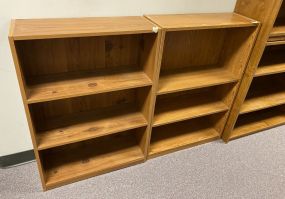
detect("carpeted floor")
(1, 126), (285, 199)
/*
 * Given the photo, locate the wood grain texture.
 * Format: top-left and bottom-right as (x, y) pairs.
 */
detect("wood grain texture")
(149, 118), (220, 158)
(10, 16), (157, 40)
(37, 105), (147, 150)
(154, 87), (229, 127)
(255, 45), (285, 76)
(158, 67), (238, 95)
(42, 131), (144, 189)
(240, 74), (285, 114)
(230, 106), (285, 140)
(26, 68), (152, 104)
(145, 13), (257, 31)
(222, 0), (283, 142)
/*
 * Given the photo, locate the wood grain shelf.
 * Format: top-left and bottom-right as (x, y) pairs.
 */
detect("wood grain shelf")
(26, 68), (152, 104)
(158, 67), (238, 95)
(255, 45), (285, 77)
(240, 74), (285, 114)
(145, 13), (257, 31)
(154, 86), (230, 127)
(269, 18), (285, 39)
(149, 118), (220, 158)
(10, 16), (156, 40)
(36, 105), (147, 150)
(42, 132), (144, 189)
(269, 3), (285, 40)
(230, 107), (285, 140)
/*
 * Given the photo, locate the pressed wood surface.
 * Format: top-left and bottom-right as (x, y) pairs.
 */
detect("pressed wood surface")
(36, 105), (147, 150)
(42, 131), (144, 189)
(10, 16), (157, 40)
(231, 106), (285, 140)
(149, 117), (220, 157)
(26, 68), (152, 104)
(240, 74), (285, 114)
(158, 67), (238, 95)
(145, 13), (257, 31)
(154, 85), (232, 127)
(270, 2), (285, 38)
(15, 34), (157, 103)
(255, 46), (285, 76)
(221, 0), (282, 142)
(29, 88), (150, 150)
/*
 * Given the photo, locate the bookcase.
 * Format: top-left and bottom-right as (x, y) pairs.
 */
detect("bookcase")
(9, 16), (162, 190)
(145, 13), (259, 158)
(9, 13), (259, 190)
(222, 0), (285, 142)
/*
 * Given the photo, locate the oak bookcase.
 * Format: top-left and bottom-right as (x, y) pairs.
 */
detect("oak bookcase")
(145, 13), (259, 158)
(9, 14), (259, 190)
(222, 0), (285, 142)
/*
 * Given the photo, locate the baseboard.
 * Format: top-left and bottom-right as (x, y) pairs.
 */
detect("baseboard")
(0, 150), (35, 168)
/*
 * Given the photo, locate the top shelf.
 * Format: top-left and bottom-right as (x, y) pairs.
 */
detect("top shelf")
(9, 16), (157, 40)
(145, 13), (258, 31)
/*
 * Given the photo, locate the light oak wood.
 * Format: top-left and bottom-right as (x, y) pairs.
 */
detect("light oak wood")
(255, 45), (285, 76)
(158, 67), (238, 95)
(154, 86), (230, 127)
(230, 106), (285, 140)
(26, 68), (152, 104)
(145, 13), (257, 31)
(9, 13), (259, 190)
(37, 105), (147, 150)
(42, 131), (145, 189)
(11, 16), (157, 40)
(222, 0), (284, 142)
(9, 16), (162, 190)
(149, 117), (220, 158)
(146, 13), (259, 159)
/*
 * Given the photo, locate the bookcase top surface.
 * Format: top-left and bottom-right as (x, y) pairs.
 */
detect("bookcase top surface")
(145, 13), (259, 31)
(9, 16), (157, 40)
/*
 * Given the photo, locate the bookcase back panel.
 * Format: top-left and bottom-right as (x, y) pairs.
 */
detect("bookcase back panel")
(161, 29), (226, 70)
(15, 34), (154, 80)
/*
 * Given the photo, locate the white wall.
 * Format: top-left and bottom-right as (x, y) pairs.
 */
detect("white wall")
(0, 0), (236, 156)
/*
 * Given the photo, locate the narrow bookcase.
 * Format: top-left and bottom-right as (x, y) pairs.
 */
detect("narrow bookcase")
(145, 13), (260, 158)
(9, 16), (163, 190)
(222, 0), (285, 142)
(9, 13), (259, 190)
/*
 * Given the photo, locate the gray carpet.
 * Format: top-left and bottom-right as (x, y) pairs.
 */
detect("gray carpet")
(1, 126), (285, 199)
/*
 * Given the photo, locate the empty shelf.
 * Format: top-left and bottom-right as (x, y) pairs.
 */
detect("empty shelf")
(149, 121), (219, 158)
(154, 94), (228, 127)
(241, 90), (285, 114)
(27, 68), (152, 104)
(158, 67), (238, 95)
(231, 108), (285, 140)
(43, 133), (144, 189)
(255, 51), (285, 77)
(37, 105), (147, 150)
(269, 18), (285, 39)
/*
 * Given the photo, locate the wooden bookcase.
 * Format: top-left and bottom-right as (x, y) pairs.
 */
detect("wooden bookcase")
(9, 16), (162, 190)
(9, 13), (259, 190)
(222, 0), (285, 142)
(145, 13), (260, 158)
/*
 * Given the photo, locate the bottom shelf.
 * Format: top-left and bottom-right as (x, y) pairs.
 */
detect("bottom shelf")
(41, 130), (145, 189)
(149, 116), (220, 158)
(231, 106), (285, 140)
